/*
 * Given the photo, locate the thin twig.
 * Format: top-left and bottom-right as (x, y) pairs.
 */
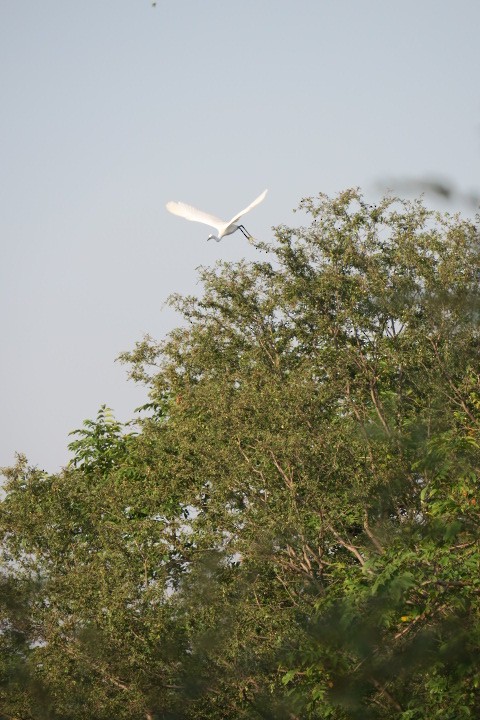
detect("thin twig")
(327, 525), (373, 573)
(363, 514), (384, 554)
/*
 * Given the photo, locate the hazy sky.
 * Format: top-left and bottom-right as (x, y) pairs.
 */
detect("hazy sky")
(1, 1), (479, 472)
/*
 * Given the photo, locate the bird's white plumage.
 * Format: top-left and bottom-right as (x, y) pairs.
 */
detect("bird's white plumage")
(165, 202), (224, 229)
(166, 189), (268, 241)
(227, 189), (268, 226)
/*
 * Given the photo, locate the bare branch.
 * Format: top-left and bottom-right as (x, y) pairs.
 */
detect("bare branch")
(327, 525), (373, 574)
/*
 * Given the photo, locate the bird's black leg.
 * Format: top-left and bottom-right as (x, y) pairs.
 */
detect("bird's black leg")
(238, 225), (251, 239)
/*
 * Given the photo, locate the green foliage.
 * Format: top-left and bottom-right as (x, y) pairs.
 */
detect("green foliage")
(1, 190), (480, 719)
(67, 404), (137, 475)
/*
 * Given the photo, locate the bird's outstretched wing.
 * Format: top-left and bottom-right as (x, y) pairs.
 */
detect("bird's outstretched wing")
(166, 201), (224, 231)
(228, 189), (268, 225)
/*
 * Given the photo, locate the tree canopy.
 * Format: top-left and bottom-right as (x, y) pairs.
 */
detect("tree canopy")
(2, 189), (480, 719)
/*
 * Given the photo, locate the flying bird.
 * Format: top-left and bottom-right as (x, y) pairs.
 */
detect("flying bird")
(166, 189), (268, 242)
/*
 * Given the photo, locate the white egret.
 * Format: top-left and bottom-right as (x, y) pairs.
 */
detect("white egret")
(166, 189), (268, 242)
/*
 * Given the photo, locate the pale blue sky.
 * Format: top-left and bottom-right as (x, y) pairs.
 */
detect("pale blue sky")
(1, 1), (479, 472)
